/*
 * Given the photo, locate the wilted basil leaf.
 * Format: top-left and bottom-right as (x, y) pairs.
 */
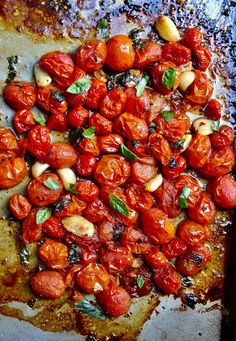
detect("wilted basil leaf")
(82, 126), (95, 139)
(113, 225), (124, 241)
(162, 111), (175, 123)
(97, 19), (109, 39)
(51, 90), (65, 102)
(178, 186), (191, 209)
(6, 55), (18, 83)
(109, 193), (129, 217)
(190, 253), (203, 265)
(162, 67), (176, 90)
(136, 75), (149, 97)
(172, 139), (185, 149)
(211, 121), (220, 131)
(120, 144), (139, 162)
(136, 274), (144, 288)
(53, 198), (71, 213)
(36, 207), (51, 224)
(34, 113), (46, 126)
(19, 247), (30, 266)
(68, 244), (82, 264)
(43, 177), (61, 190)
(75, 299), (106, 320)
(181, 277), (194, 287)
(69, 183), (78, 195)
(168, 157), (177, 169)
(67, 77), (91, 94)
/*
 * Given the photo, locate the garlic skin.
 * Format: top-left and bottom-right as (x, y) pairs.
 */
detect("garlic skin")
(62, 215), (95, 237)
(31, 162), (50, 178)
(193, 118), (214, 136)
(34, 63), (52, 87)
(56, 168), (76, 191)
(179, 71), (196, 92)
(145, 174), (163, 192)
(155, 15), (181, 42)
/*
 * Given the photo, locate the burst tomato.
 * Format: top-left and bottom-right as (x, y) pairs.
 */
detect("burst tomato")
(38, 239), (69, 269)
(182, 27), (203, 50)
(22, 208), (43, 243)
(210, 125), (234, 149)
(100, 246), (133, 273)
(162, 42), (191, 66)
(13, 109), (35, 134)
(67, 106), (89, 127)
(184, 133), (211, 169)
(162, 237), (187, 260)
(0, 157), (27, 189)
(88, 112), (112, 135)
(84, 78), (107, 109)
(174, 174), (202, 209)
(76, 40), (107, 73)
(46, 142), (77, 169)
(148, 132), (171, 165)
(154, 263), (182, 294)
(97, 133), (124, 153)
(119, 267), (153, 297)
(42, 215), (66, 239)
(201, 146), (235, 177)
(46, 113), (68, 132)
(9, 194), (32, 220)
(53, 193), (86, 218)
(77, 136), (100, 156)
(0, 128), (20, 160)
(131, 158), (158, 185)
(154, 179), (181, 218)
(120, 226), (151, 254)
(176, 219), (210, 246)
(65, 67), (87, 106)
(162, 156), (186, 179)
(151, 61), (178, 95)
(4, 81), (36, 110)
(193, 46), (211, 71)
(37, 84), (67, 115)
(187, 192), (216, 225)
(75, 180), (99, 202)
(134, 41), (162, 68)
(125, 183), (154, 212)
(113, 112), (149, 141)
(83, 198), (109, 223)
(100, 88), (127, 119)
(204, 98), (222, 121)
(76, 263), (110, 294)
(144, 247), (168, 269)
(74, 154), (97, 177)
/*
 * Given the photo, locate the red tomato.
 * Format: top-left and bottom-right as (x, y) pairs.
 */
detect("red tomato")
(37, 84), (67, 115)
(88, 112), (112, 135)
(46, 142), (77, 169)
(0, 128), (20, 160)
(131, 158), (158, 185)
(77, 136), (100, 156)
(65, 67), (87, 106)
(0, 157), (27, 189)
(83, 198), (108, 223)
(74, 154), (97, 177)
(84, 78), (107, 109)
(75, 40), (107, 73)
(22, 208), (43, 243)
(27, 173), (63, 207)
(134, 41), (162, 68)
(75, 180), (99, 202)
(175, 243), (212, 276)
(119, 267), (153, 297)
(148, 132), (171, 165)
(31, 270), (66, 299)
(162, 42), (191, 66)
(202, 146), (235, 177)
(97, 280), (131, 317)
(113, 112), (149, 141)
(53, 193), (86, 218)
(98, 218), (123, 247)
(100, 88), (127, 119)
(206, 175), (236, 209)
(155, 179), (181, 218)
(38, 239), (69, 269)
(210, 125), (234, 149)
(4, 81), (36, 110)
(76, 263), (110, 294)
(97, 133), (124, 153)
(113, 205), (138, 227)
(204, 99), (222, 121)
(120, 226), (151, 254)
(162, 156), (186, 179)
(193, 47), (211, 71)
(187, 192), (216, 225)
(151, 61), (178, 95)
(100, 246), (133, 273)
(125, 183), (154, 212)
(174, 174), (202, 208)
(162, 237), (187, 260)
(9, 194), (32, 220)
(42, 215), (66, 239)
(141, 208), (175, 245)
(13, 109), (35, 134)
(184, 133), (211, 169)
(144, 247), (168, 269)
(154, 263), (181, 294)
(176, 219), (210, 246)
(94, 154), (130, 186)
(182, 27), (203, 50)
(46, 113), (68, 132)
(126, 139), (148, 158)
(67, 106), (89, 127)
(106, 35), (135, 71)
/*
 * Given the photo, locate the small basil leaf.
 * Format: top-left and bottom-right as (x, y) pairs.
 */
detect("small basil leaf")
(53, 198), (71, 213)
(172, 139), (185, 149)
(108, 193), (129, 217)
(162, 67), (176, 90)
(67, 77), (91, 94)
(68, 244), (82, 264)
(36, 207), (51, 224)
(19, 247), (30, 266)
(82, 126), (95, 139)
(211, 121), (220, 131)
(75, 299), (106, 320)
(43, 177), (61, 190)
(136, 75), (149, 97)
(34, 113), (46, 126)
(51, 90), (65, 102)
(178, 186), (191, 209)
(97, 19), (109, 39)
(69, 183), (79, 195)
(136, 274), (144, 288)
(120, 144), (139, 162)
(162, 110), (175, 123)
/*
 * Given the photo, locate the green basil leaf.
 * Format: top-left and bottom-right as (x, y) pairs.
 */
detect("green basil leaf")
(162, 67), (176, 90)
(162, 110), (175, 123)
(43, 177), (61, 190)
(34, 113), (46, 126)
(75, 299), (106, 320)
(82, 126), (95, 139)
(53, 198), (71, 214)
(51, 90), (65, 102)
(136, 75), (149, 97)
(181, 277), (194, 287)
(68, 244), (82, 264)
(120, 144), (139, 162)
(211, 121), (220, 131)
(97, 19), (109, 39)
(136, 274), (144, 288)
(108, 193), (129, 217)
(67, 77), (92, 94)
(178, 186), (191, 209)
(172, 139), (185, 149)
(36, 207), (51, 224)
(19, 247), (30, 266)
(69, 183), (79, 195)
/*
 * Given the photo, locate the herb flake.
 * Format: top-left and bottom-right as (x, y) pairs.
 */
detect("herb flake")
(6, 55), (18, 83)
(211, 121), (220, 131)
(136, 274), (144, 288)
(181, 277), (194, 287)
(75, 299), (106, 320)
(120, 144), (139, 162)
(97, 19), (109, 39)
(68, 244), (82, 264)
(162, 110), (175, 123)
(162, 67), (176, 90)
(43, 177), (61, 190)
(51, 90), (65, 102)
(172, 139), (185, 149)
(108, 193), (129, 217)
(34, 113), (46, 126)
(36, 207), (51, 224)
(82, 126), (95, 139)
(69, 183), (79, 195)
(178, 186), (191, 209)
(136, 75), (149, 97)
(67, 77), (91, 94)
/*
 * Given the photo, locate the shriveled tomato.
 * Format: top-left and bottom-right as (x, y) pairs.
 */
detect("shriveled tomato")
(207, 175), (236, 209)
(9, 194), (32, 220)
(141, 208), (175, 245)
(162, 156), (186, 180)
(77, 136), (100, 156)
(100, 246), (133, 273)
(126, 139), (148, 158)
(175, 243), (212, 276)
(83, 198), (109, 223)
(134, 41), (162, 68)
(162, 42), (191, 66)
(97, 133), (124, 153)
(75, 180), (99, 202)
(27, 173), (63, 207)
(205, 99), (222, 121)
(184, 133), (211, 169)
(148, 132), (171, 165)
(113, 112), (149, 141)
(74, 154), (97, 177)
(46, 142), (77, 169)
(119, 267), (153, 297)
(37, 84), (67, 115)
(174, 174), (202, 208)
(22, 208), (43, 243)
(98, 218), (125, 246)
(42, 215), (66, 239)
(202, 146), (235, 177)
(97, 280), (131, 317)
(39, 51), (74, 86)
(94, 154), (130, 186)
(162, 237), (187, 260)
(88, 112), (112, 135)
(182, 27), (203, 50)
(176, 219), (210, 246)
(4, 81), (36, 110)
(193, 46), (211, 71)
(151, 61), (179, 95)
(131, 158), (158, 185)
(76, 263), (110, 294)
(100, 88), (127, 119)
(84, 78), (107, 109)
(38, 239), (69, 269)
(154, 262), (181, 294)
(155, 180), (181, 218)
(187, 192), (216, 225)
(47, 113), (68, 132)
(31, 270), (66, 299)
(13, 109), (35, 134)
(120, 226), (151, 254)
(210, 125), (234, 149)
(67, 106), (89, 127)
(125, 183), (154, 212)
(144, 247), (168, 269)
(53, 193), (86, 218)
(76, 40), (107, 73)
(0, 128), (20, 160)
(106, 35), (135, 71)
(0, 157), (27, 189)
(65, 67), (87, 106)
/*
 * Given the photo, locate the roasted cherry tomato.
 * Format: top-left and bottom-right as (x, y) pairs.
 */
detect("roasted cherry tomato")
(184, 133), (211, 169)
(144, 247), (168, 269)
(37, 84), (67, 115)
(31, 270), (66, 299)
(134, 41), (162, 68)
(113, 112), (149, 141)
(162, 42), (191, 66)
(42, 215), (66, 239)
(148, 132), (171, 165)
(210, 125), (234, 149)
(94, 154), (130, 186)
(151, 61), (178, 95)
(154, 262), (182, 294)
(38, 239), (69, 269)
(106, 35), (135, 71)
(100, 246), (133, 273)
(88, 112), (112, 135)
(206, 175), (236, 209)
(46, 142), (77, 169)
(4, 81), (36, 110)
(100, 88), (127, 119)
(84, 78), (107, 109)
(176, 219), (210, 246)
(100, 185), (126, 204)
(74, 154), (97, 177)
(76, 40), (107, 73)
(162, 156), (186, 179)
(98, 218), (124, 247)
(0, 157), (27, 189)
(119, 267), (153, 297)
(27, 173), (63, 207)
(9, 194), (32, 220)
(53, 193), (86, 218)
(182, 27), (203, 50)
(120, 226), (151, 254)
(83, 198), (109, 223)
(155, 179), (181, 218)
(75, 180), (99, 202)
(202, 146), (235, 177)
(193, 46), (211, 71)
(162, 237), (187, 260)
(125, 183), (154, 212)
(141, 208), (175, 245)
(67, 106), (89, 127)
(13, 109), (35, 134)
(204, 99), (222, 121)
(46, 113), (68, 132)
(77, 136), (100, 156)
(97, 133), (124, 153)
(126, 139), (148, 158)
(175, 243), (212, 276)
(22, 208), (43, 243)
(65, 67), (87, 106)
(131, 158), (158, 185)
(76, 263), (110, 294)
(174, 174), (202, 209)
(187, 192), (216, 225)
(0, 128), (20, 160)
